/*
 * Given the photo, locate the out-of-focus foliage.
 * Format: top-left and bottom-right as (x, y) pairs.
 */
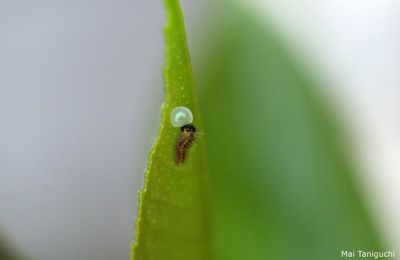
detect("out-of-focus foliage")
(0, 245), (16, 260)
(131, 0), (212, 259)
(0, 235), (20, 260)
(196, 3), (384, 260)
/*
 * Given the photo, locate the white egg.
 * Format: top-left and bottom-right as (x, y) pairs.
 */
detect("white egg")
(170, 106), (193, 127)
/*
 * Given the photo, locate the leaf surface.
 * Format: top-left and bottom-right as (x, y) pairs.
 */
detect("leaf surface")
(131, 0), (212, 259)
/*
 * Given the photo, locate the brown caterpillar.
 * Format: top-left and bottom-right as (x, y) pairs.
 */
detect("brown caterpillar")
(175, 124), (196, 165)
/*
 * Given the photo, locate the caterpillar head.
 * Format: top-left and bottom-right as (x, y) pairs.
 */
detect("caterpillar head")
(180, 124), (196, 133)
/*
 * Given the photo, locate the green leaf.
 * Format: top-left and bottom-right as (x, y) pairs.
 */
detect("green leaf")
(131, 0), (212, 259)
(196, 3), (384, 260)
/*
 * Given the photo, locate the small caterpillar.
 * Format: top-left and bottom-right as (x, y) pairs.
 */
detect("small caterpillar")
(175, 124), (196, 165)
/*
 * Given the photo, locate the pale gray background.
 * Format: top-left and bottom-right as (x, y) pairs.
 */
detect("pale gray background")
(1, 1), (399, 259)
(0, 1), (167, 259)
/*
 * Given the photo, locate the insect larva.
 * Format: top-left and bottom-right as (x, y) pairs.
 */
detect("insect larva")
(175, 124), (196, 165)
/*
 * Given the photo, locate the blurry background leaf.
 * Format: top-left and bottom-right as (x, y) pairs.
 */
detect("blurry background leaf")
(196, 2), (384, 259)
(0, 244), (17, 260)
(0, 233), (22, 260)
(131, 0), (212, 259)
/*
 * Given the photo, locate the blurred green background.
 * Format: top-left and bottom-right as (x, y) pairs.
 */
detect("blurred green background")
(196, 3), (383, 259)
